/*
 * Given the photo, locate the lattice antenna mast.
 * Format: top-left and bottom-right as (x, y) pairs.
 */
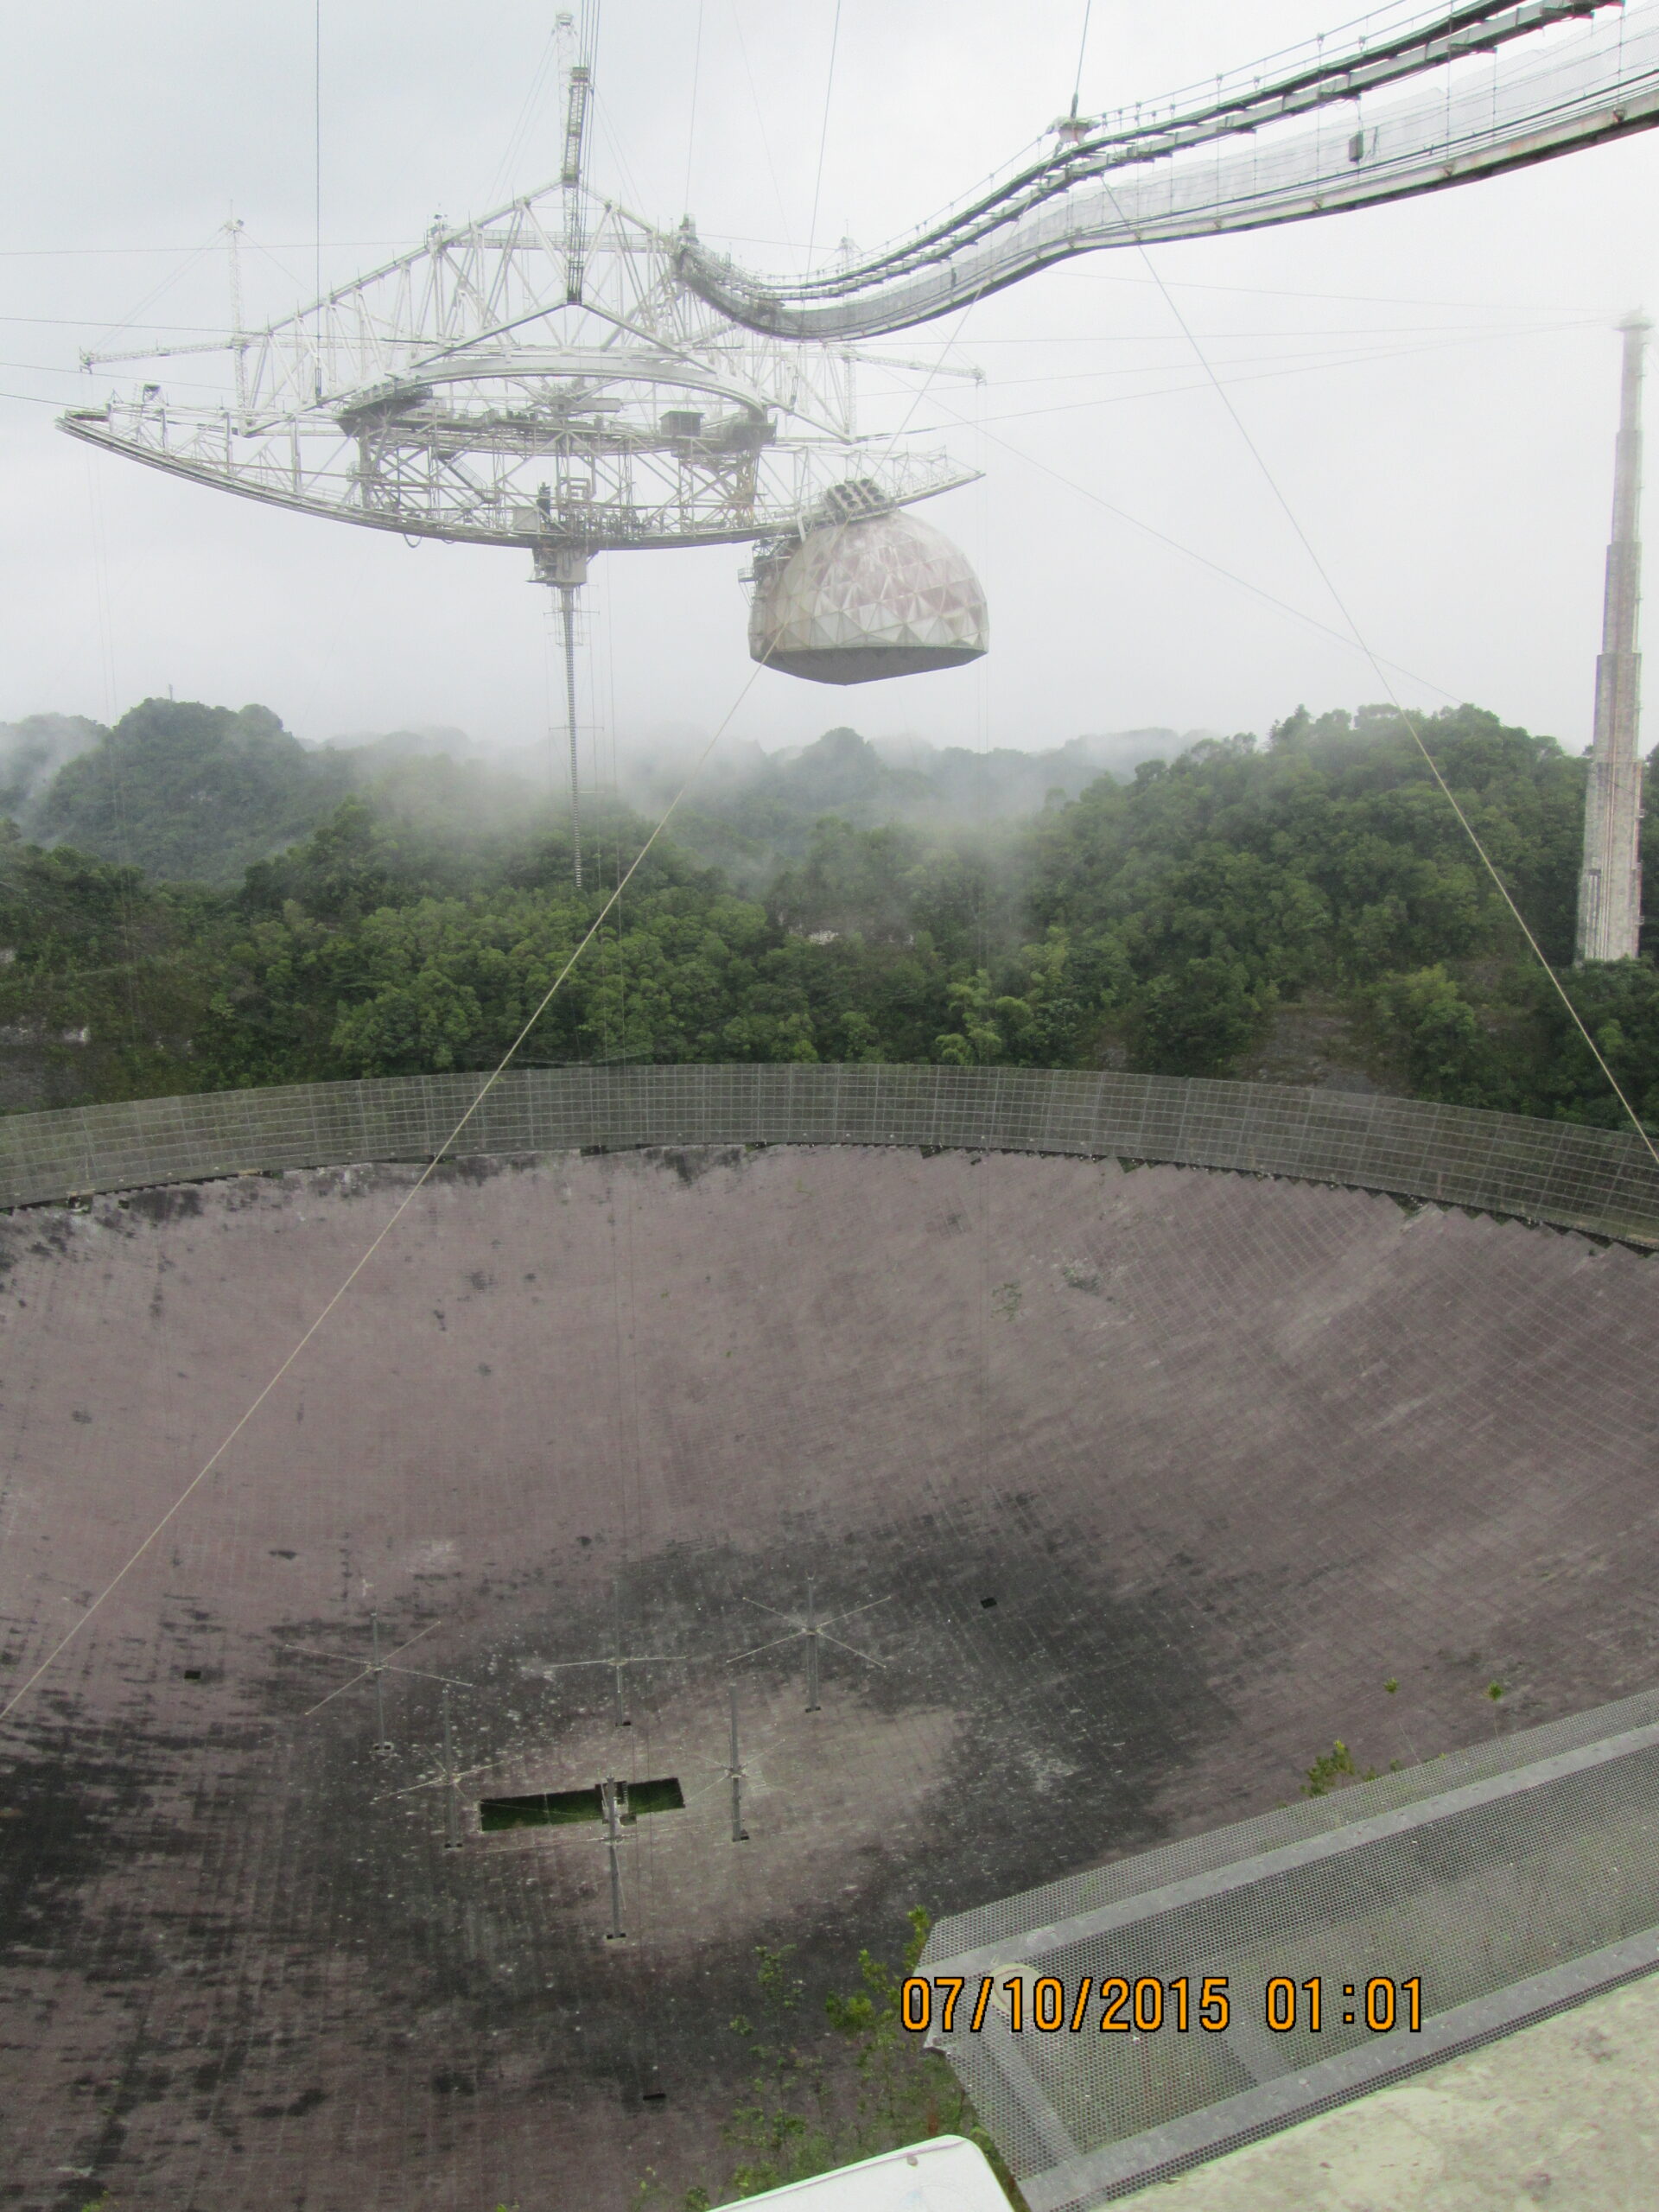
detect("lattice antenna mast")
(226, 217), (249, 427)
(545, 5), (599, 887)
(561, 4), (596, 306)
(1577, 315), (1650, 963)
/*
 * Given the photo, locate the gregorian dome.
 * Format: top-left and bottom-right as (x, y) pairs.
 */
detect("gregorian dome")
(747, 484), (988, 685)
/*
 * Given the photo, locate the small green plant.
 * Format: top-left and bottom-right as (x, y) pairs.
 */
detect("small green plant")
(1486, 1681), (1505, 1703)
(1301, 1738), (1379, 1797)
(673, 1910), (1027, 2208)
(1383, 1678), (1398, 1694)
(718, 1943), (836, 2199)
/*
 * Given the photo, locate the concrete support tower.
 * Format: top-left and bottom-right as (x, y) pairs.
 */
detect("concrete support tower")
(1576, 315), (1650, 964)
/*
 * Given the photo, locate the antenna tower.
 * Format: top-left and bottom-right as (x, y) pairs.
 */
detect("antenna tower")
(1576, 316), (1649, 965)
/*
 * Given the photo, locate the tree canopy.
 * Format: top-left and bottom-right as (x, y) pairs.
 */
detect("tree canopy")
(32, 699), (355, 886)
(3, 693), (1656, 1135)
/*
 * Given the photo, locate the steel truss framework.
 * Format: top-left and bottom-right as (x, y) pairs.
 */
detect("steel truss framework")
(58, 2), (1659, 546)
(56, 0), (1659, 575)
(60, 194), (975, 558)
(678, 0), (1659, 341)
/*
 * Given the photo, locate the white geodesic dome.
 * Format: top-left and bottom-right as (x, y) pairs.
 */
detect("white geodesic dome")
(747, 505), (988, 685)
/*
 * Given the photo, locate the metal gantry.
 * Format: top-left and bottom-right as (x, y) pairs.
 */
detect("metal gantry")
(57, 1), (1659, 527)
(57, 24), (976, 856)
(679, 0), (1659, 341)
(60, 197), (973, 557)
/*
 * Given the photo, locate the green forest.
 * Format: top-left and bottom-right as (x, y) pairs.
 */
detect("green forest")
(3, 693), (1657, 1133)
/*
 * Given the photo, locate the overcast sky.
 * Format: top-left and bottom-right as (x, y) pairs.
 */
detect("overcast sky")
(3, 2), (1656, 766)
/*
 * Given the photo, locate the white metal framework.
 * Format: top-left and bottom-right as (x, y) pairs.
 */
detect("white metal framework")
(60, 191), (972, 562)
(679, 0), (1659, 342)
(60, 0), (1659, 550)
(54, 24), (977, 882)
(54, 0), (1659, 887)
(59, 0), (1659, 561)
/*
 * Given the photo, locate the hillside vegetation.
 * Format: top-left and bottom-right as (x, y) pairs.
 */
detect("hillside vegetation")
(20, 701), (357, 885)
(2, 695), (1656, 1132)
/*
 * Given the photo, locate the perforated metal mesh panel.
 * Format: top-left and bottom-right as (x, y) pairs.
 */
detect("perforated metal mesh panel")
(920, 1688), (1659, 2207)
(3, 1065), (1657, 1245)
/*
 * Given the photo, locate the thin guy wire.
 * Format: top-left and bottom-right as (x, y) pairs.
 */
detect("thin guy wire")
(486, 26), (561, 209)
(731, 3), (794, 239)
(805, 0), (842, 270)
(84, 234), (221, 357)
(902, 318), (1599, 406)
(682, 0), (706, 218)
(1071, 0), (1094, 116)
(935, 401), (1462, 704)
(1108, 188), (1659, 1166)
(314, 3), (323, 305)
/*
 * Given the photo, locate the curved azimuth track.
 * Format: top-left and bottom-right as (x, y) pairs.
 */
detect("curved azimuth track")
(677, 0), (1659, 341)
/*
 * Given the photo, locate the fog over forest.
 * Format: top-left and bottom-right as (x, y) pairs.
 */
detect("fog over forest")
(2, 690), (1655, 1141)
